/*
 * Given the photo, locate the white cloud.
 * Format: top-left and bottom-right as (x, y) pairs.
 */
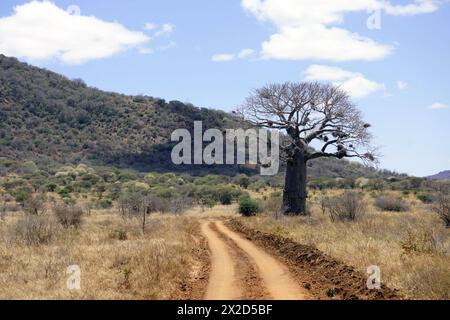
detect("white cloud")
(304, 64), (355, 81)
(429, 102), (449, 110)
(242, 0), (442, 61)
(238, 48), (254, 59)
(383, 0), (440, 16)
(261, 24), (392, 61)
(0, 1), (150, 64)
(141, 23), (176, 54)
(397, 80), (408, 90)
(338, 75), (385, 99)
(304, 64), (385, 99)
(211, 48), (254, 62)
(143, 22), (157, 31)
(143, 23), (175, 36)
(154, 23), (175, 37)
(211, 53), (235, 62)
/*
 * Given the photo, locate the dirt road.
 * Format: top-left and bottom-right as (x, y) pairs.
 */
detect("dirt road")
(201, 220), (309, 300)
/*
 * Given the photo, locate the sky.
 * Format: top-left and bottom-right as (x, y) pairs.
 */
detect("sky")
(0, 0), (449, 177)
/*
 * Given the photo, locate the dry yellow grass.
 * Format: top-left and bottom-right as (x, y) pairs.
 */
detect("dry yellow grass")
(238, 190), (450, 299)
(185, 204), (238, 218)
(0, 210), (198, 299)
(1, 193), (448, 300)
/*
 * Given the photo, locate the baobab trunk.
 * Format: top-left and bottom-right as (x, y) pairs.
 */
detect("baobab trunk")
(283, 150), (307, 215)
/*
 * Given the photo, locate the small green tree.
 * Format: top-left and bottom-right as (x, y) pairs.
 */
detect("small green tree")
(46, 183), (57, 192)
(236, 175), (250, 189)
(238, 196), (260, 217)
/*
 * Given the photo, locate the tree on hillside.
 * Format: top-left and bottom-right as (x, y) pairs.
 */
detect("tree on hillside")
(239, 82), (376, 215)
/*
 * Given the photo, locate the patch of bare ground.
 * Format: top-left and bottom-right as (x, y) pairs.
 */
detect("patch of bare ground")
(201, 219), (309, 300)
(209, 222), (270, 300)
(228, 219), (401, 300)
(178, 222), (210, 300)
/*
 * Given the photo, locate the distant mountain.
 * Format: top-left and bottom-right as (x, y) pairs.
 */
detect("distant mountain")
(427, 170), (450, 180)
(0, 54), (402, 180)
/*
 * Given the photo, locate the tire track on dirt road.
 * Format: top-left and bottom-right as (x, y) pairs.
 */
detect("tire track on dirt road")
(201, 220), (309, 300)
(209, 223), (270, 300)
(201, 221), (240, 299)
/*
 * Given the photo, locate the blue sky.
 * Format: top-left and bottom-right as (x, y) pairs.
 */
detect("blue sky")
(0, 0), (449, 176)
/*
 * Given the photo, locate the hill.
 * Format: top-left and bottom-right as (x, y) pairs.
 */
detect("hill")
(427, 170), (450, 180)
(0, 54), (400, 179)
(0, 54), (243, 174)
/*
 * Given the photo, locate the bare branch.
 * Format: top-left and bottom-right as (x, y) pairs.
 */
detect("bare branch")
(239, 82), (376, 164)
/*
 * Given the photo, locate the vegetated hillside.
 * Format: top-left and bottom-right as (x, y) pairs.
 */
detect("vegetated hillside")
(427, 170), (450, 181)
(0, 54), (241, 174)
(0, 54), (401, 179)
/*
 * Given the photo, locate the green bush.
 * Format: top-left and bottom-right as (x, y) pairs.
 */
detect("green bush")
(199, 197), (217, 209)
(249, 181), (266, 192)
(308, 177), (338, 190)
(235, 175), (250, 189)
(58, 186), (72, 197)
(95, 199), (113, 209)
(47, 183), (57, 192)
(216, 185), (241, 205)
(219, 192), (232, 205)
(13, 189), (31, 203)
(238, 196), (260, 217)
(416, 191), (434, 204)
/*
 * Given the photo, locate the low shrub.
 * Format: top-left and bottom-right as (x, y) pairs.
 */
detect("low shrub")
(53, 204), (84, 228)
(23, 193), (47, 216)
(374, 195), (409, 212)
(270, 191), (282, 198)
(95, 199), (113, 209)
(323, 191), (366, 222)
(167, 196), (193, 214)
(57, 186), (72, 197)
(109, 229), (128, 241)
(401, 230), (437, 254)
(8, 215), (60, 246)
(46, 183), (57, 192)
(432, 191), (450, 227)
(262, 195), (283, 219)
(416, 191), (434, 204)
(218, 192), (232, 205)
(199, 197), (217, 209)
(238, 196), (260, 217)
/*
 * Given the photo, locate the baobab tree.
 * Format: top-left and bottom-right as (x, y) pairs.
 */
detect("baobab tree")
(239, 82), (376, 215)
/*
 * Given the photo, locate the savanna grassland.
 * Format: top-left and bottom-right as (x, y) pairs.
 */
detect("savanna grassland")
(0, 211), (200, 299)
(240, 189), (450, 300)
(0, 162), (449, 300)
